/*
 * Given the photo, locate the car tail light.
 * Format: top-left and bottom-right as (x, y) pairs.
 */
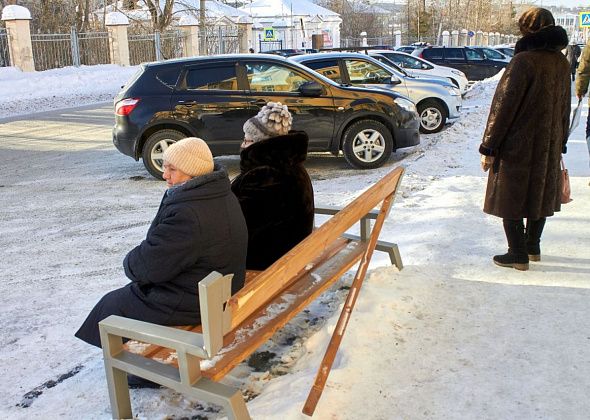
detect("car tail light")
(115, 98), (140, 116)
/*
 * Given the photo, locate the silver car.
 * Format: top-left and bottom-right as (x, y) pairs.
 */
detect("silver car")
(292, 52), (462, 134)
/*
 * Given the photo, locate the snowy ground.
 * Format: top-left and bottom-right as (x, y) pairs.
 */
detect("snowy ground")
(0, 65), (589, 419)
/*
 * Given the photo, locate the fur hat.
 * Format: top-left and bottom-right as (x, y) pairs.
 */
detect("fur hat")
(162, 137), (214, 177)
(243, 102), (293, 143)
(518, 7), (555, 36)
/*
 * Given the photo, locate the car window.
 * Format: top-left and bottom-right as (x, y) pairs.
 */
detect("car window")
(156, 67), (181, 88)
(445, 49), (464, 60)
(423, 49), (443, 59)
(465, 49), (485, 61)
(245, 62), (312, 92)
(386, 53), (422, 69)
(303, 59), (342, 83)
(481, 48), (504, 59)
(185, 64), (238, 90)
(345, 59), (390, 84)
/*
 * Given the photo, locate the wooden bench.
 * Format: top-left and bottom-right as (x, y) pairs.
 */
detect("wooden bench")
(98, 166), (405, 419)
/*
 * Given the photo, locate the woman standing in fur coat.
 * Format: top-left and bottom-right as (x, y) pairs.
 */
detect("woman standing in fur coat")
(231, 102), (314, 270)
(479, 7), (570, 271)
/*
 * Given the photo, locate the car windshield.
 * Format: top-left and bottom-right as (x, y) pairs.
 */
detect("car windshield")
(384, 53), (424, 70)
(371, 54), (409, 76)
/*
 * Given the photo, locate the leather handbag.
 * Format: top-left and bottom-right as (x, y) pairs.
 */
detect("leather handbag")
(561, 158), (572, 204)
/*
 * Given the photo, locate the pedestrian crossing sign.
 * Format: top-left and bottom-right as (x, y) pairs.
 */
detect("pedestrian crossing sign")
(580, 12), (590, 27)
(264, 28), (275, 40)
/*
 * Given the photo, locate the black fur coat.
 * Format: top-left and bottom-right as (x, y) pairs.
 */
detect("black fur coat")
(479, 25), (570, 220)
(231, 131), (315, 270)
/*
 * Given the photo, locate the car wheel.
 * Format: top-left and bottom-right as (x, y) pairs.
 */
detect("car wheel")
(142, 129), (185, 179)
(342, 120), (393, 169)
(418, 100), (447, 134)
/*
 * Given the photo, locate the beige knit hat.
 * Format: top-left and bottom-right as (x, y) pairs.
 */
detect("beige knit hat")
(243, 101), (293, 143)
(162, 137), (214, 177)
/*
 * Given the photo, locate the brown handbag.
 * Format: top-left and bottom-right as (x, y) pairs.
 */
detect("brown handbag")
(561, 157), (572, 204)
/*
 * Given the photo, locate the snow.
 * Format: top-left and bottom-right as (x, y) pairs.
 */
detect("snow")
(0, 65), (138, 119)
(1, 5), (32, 21)
(0, 64), (589, 419)
(240, 0), (341, 18)
(105, 11), (129, 26)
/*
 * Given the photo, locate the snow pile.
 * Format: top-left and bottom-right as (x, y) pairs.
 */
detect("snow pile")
(0, 65), (137, 119)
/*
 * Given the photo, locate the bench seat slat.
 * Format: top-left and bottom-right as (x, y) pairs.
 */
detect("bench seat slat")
(204, 239), (368, 381)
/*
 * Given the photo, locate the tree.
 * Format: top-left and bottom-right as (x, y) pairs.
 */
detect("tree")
(143, 0), (175, 32)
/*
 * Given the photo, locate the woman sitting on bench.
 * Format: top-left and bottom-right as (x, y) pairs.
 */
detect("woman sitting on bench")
(75, 138), (248, 349)
(231, 102), (315, 270)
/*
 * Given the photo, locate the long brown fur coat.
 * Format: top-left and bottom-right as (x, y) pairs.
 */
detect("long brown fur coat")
(479, 25), (570, 220)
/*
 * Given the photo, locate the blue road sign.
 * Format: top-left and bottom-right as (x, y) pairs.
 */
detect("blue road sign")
(264, 28), (275, 40)
(580, 12), (590, 27)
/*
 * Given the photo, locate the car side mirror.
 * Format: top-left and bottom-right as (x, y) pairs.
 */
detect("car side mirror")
(421, 63), (429, 69)
(390, 76), (402, 85)
(298, 81), (324, 97)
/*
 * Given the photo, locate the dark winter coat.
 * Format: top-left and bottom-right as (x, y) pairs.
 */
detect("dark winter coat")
(75, 165), (248, 347)
(479, 25), (570, 220)
(231, 131), (314, 270)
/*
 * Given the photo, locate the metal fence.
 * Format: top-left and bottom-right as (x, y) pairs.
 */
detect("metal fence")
(0, 28), (10, 67)
(31, 32), (73, 71)
(78, 31), (110, 65)
(206, 25), (241, 55)
(31, 28), (110, 71)
(341, 36), (437, 49)
(129, 30), (185, 65)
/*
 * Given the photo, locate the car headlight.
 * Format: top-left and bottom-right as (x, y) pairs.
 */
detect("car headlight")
(394, 97), (417, 113)
(451, 69), (465, 77)
(444, 85), (461, 96)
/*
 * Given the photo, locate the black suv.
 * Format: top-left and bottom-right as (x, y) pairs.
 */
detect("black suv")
(415, 47), (507, 80)
(113, 54), (420, 178)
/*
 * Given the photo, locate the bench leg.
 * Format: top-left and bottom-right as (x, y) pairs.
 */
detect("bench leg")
(375, 241), (404, 270)
(186, 379), (251, 420)
(104, 365), (132, 420)
(101, 331), (132, 419)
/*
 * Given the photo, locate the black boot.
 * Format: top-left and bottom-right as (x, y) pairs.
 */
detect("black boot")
(526, 217), (546, 262)
(493, 219), (529, 271)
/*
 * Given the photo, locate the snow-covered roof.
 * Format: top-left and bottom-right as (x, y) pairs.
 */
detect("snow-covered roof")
(94, 0), (251, 24)
(1, 4), (32, 21)
(239, 0), (340, 19)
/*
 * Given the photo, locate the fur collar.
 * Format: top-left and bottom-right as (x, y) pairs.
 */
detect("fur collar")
(239, 131), (309, 172)
(515, 25), (568, 54)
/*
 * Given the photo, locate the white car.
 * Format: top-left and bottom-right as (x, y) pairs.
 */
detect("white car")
(368, 50), (469, 95)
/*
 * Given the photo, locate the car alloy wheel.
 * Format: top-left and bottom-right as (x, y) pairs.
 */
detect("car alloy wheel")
(417, 99), (446, 134)
(142, 129), (185, 179)
(342, 120), (393, 169)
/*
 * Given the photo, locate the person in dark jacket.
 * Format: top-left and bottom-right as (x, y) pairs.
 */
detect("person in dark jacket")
(231, 102), (314, 270)
(76, 137), (248, 348)
(564, 43), (581, 81)
(479, 7), (570, 271)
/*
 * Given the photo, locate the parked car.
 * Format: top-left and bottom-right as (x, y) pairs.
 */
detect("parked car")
(265, 49), (304, 57)
(471, 46), (511, 62)
(112, 54), (420, 177)
(397, 46), (417, 54)
(493, 46), (515, 58)
(366, 49), (469, 94)
(292, 52), (462, 134)
(412, 46), (508, 81)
